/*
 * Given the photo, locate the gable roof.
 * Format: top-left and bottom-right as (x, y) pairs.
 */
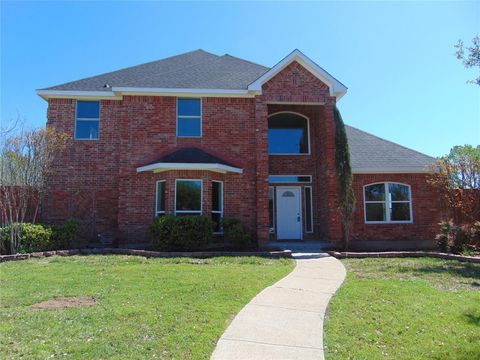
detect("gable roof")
(40, 50), (269, 93)
(346, 125), (436, 173)
(137, 147), (243, 174)
(37, 49), (347, 100)
(248, 49), (347, 99)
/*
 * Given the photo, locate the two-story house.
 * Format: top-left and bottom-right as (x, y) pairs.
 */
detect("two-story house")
(37, 49), (442, 249)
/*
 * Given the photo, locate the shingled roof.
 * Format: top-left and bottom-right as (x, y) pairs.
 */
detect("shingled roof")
(346, 125), (436, 173)
(42, 50), (270, 92)
(137, 147), (243, 174)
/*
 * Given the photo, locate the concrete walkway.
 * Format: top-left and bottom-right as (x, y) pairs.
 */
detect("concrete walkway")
(211, 253), (346, 360)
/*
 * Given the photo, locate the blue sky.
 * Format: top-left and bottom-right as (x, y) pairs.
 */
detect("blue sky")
(1, 1), (479, 157)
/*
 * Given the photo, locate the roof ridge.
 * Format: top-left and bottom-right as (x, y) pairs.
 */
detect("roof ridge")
(222, 53), (270, 70)
(345, 124), (436, 160)
(42, 49), (219, 90)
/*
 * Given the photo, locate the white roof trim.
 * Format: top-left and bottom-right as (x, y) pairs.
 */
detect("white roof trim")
(352, 167), (432, 174)
(137, 162), (243, 174)
(36, 89), (122, 101)
(37, 88), (259, 101)
(248, 49), (348, 100)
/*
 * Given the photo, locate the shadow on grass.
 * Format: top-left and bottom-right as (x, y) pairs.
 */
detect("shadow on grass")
(415, 262), (480, 281)
(465, 313), (480, 327)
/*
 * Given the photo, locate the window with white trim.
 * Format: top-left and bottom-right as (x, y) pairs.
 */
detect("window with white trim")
(175, 179), (202, 216)
(304, 186), (313, 232)
(364, 182), (412, 223)
(268, 113), (309, 154)
(155, 180), (166, 216)
(212, 181), (223, 233)
(268, 186), (275, 233)
(75, 101), (99, 140)
(268, 175), (312, 183)
(177, 98), (201, 137)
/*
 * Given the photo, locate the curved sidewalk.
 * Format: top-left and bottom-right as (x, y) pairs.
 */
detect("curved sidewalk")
(211, 253), (346, 360)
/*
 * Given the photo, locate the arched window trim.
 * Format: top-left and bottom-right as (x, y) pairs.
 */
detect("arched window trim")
(363, 182), (413, 224)
(267, 111), (311, 155)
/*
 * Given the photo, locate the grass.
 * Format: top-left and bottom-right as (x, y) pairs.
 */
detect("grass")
(324, 257), (480, 360)
(0, 255), (294, 359)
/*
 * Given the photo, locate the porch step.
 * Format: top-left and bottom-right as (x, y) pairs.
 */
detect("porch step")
(265, 241), (330, 253)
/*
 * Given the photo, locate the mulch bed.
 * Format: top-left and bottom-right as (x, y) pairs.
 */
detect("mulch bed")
(328, 251), (480, 263)
(0, 248), (292, 263)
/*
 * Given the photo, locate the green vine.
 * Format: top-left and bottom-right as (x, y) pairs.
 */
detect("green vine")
(334, 106), (356, 250)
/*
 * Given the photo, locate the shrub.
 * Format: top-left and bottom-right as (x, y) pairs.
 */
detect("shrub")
(223, 218), (252, 250)
(436, 220), (479, 254)
(51, 220), (80, 250)
(1, 223), (53, 253)
(436, 220), (456, 253)
(0, 220), (80, 254)
(150, 215), (214, 251)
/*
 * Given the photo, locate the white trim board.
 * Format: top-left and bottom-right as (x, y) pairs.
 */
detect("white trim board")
(37, 88), (258, 101)
(352, 167), (432, 174)
(137, 162), (243, 174)
(248, 49), (348, 100)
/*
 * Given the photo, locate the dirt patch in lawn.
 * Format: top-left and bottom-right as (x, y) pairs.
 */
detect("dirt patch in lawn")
(31, 296), (96, 310)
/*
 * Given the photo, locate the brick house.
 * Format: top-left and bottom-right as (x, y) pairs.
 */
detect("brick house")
(37, 49), (442, 250)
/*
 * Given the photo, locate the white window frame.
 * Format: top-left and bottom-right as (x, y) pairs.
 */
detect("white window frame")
(212, 180), (224, 234)
(304, 186), (314, 233)
(75, 100), (100, 140)
(267, 111), (311, 155)
(268, 186), (275, 233)
(155, 180), (166, 217)
(175, 179), (203, 215)
(176, 98), (202, 138)
(364, 182), (413, 224)
(268, 175), (312, 184)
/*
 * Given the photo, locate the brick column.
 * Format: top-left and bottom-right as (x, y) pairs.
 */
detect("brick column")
(254, 96), (270, 245)
(322, 99), (343, 242)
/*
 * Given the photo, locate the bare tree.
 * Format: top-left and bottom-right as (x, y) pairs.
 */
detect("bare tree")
(0, 126), (68, 253)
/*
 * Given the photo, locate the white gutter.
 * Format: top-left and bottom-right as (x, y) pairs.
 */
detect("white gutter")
(36, 90), (122, 101)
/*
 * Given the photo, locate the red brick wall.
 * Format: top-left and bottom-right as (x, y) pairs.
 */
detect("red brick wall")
(351, 173), (443, 241)
(43, 60), (441, 247)
(263, 61), (342, 242)
(45, 96), (258, 243)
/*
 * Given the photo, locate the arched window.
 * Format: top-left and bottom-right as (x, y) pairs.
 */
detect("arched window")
(364, 182), (412, 223)
(268, 112), (309, 154)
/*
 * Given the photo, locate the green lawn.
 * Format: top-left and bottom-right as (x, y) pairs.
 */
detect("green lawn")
(0, 255), (293, 359)
(324, 258), (480, 360)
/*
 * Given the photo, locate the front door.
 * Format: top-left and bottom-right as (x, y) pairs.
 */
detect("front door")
(276, 187), (302, 240)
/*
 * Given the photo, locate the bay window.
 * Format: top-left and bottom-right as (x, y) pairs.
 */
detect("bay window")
(175, 179), (202, 215)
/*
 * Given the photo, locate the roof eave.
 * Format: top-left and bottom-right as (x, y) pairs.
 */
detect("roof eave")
(136, 162), (243, 174)
(352, 167), (435, 174)
(36, 88), (261, 101)
(36, 89), (122, 101)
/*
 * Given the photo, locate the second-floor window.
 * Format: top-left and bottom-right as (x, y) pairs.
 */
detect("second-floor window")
(268, 112), (310, 154)
(177, 98), (201, 137)
(75, 101), (100, 140)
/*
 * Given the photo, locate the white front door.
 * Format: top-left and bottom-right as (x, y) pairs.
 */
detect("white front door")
(276, 187), (302, 240)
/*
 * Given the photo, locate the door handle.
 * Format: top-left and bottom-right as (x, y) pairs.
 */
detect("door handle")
(297, 216), (300, 222)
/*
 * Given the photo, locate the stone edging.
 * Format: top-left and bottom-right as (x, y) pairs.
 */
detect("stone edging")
(0, 248), (292, 263)
(327, 251), (480, 263)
